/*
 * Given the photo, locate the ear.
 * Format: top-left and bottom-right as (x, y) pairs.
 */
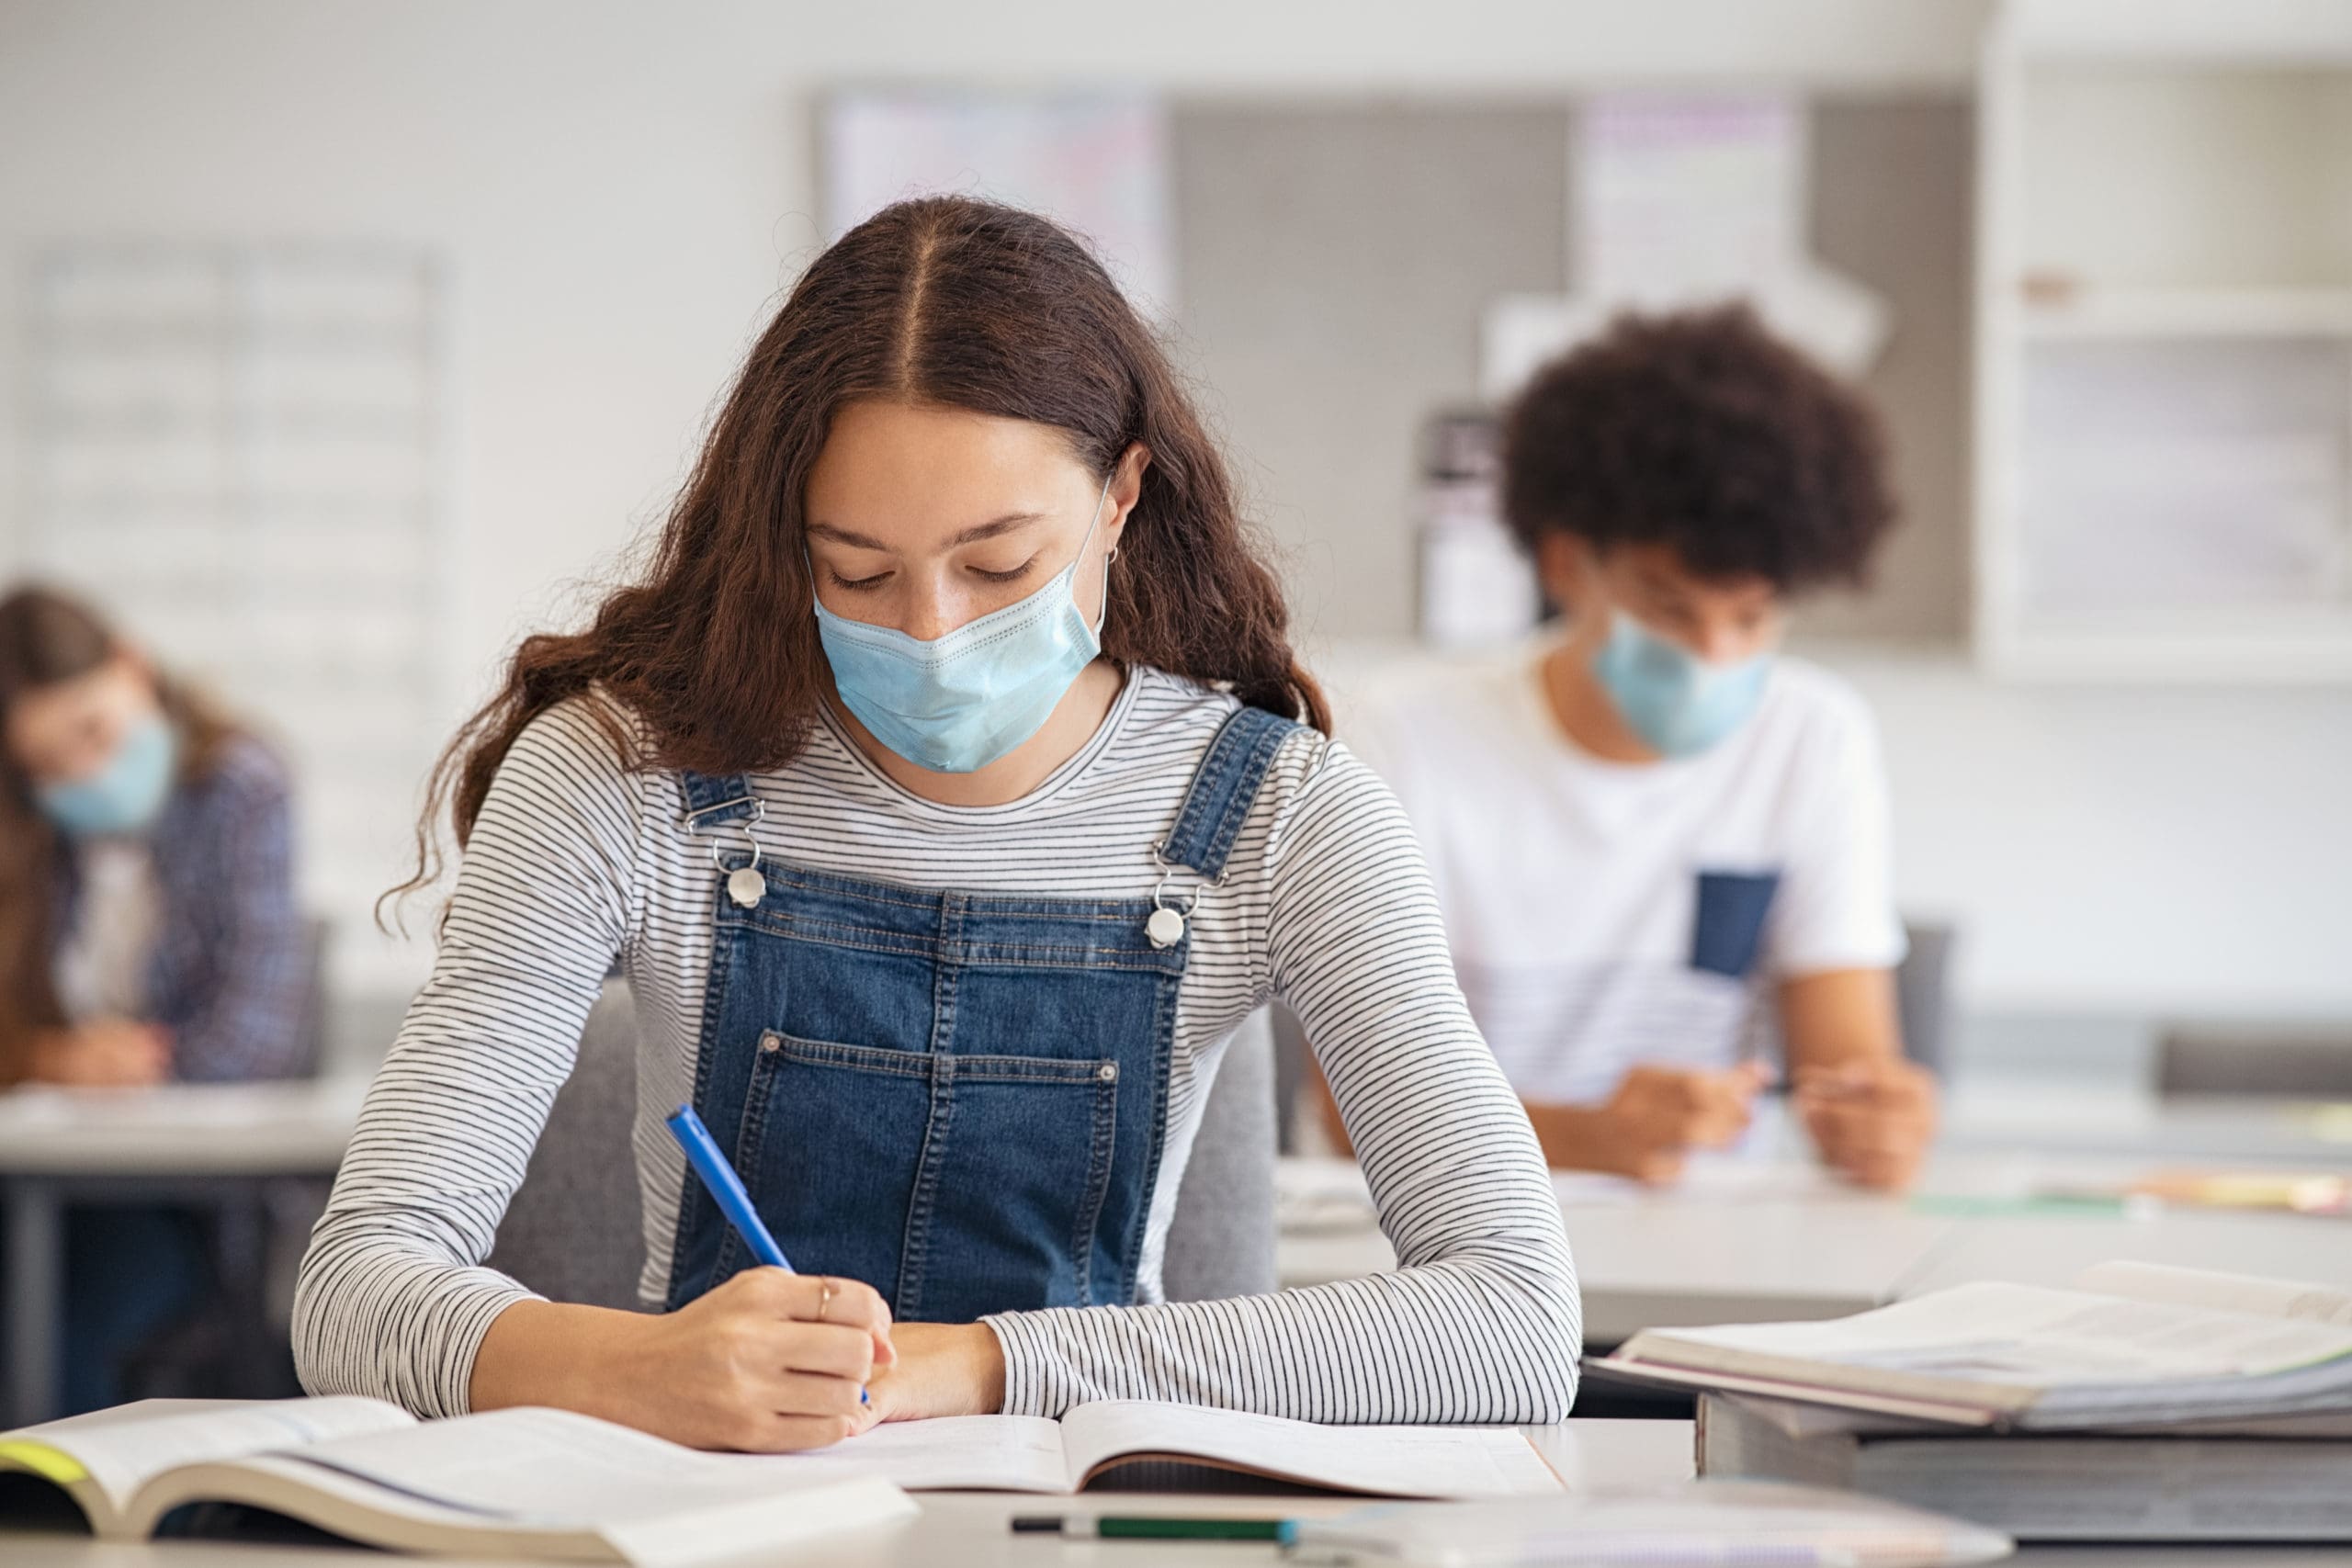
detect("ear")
(1105, 443), (1151, 553)
(1532, 533), (1592, 616)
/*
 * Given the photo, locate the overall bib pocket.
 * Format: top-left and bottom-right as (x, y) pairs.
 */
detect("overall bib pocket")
(723, 1031), (1121, 1320)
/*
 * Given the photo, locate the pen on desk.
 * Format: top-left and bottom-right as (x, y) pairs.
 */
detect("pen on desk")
(1011, 1515), (1291, 1541)
(665, 1103), (868, 1404)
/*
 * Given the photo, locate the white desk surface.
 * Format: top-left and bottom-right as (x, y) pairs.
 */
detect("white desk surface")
(5, 1418), (2344, 1567)
(0, 1078), (364, 1177)
(1281, 1107), (2352, 1344)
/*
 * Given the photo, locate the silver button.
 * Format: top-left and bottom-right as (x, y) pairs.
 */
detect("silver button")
(1097, 1063), (1119, 1083)
(1146, 907), (1186, 947)
(727, 866), (767, 908)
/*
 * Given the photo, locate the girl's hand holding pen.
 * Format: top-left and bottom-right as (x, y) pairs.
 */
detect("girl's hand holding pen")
(467, 1269), (894, 1453)
(608, 1267), (894, 1450)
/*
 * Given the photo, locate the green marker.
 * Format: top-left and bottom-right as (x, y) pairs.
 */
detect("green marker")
(1011, 1514), (1290, 1541)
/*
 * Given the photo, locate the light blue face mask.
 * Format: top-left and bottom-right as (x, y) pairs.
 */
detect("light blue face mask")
(1589, 611), (1772, 759)
(814, 473), (1114, 774)
(38, 711), (178, 837)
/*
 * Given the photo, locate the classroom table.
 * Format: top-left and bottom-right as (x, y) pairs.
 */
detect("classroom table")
(5, 1417), (2346, 1566)
(1279, 1096), (2352, 1347)
(1282, 1155), (1960, 1343)
(0, 1079), (366, 1427)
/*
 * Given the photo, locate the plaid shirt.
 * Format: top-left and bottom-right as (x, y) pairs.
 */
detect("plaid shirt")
(56, 736), (310, 1081)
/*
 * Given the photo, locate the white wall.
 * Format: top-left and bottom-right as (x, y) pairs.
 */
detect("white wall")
(1748, 646), (2352, 1016)
(11, 0), (2348, 1021)
(0, 0), (1994, 701)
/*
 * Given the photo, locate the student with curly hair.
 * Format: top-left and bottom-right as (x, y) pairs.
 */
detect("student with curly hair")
(1348, 306), (1935, 1191)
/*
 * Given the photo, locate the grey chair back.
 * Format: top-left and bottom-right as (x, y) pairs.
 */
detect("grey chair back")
(2157, 1025), (2352, 1099)
(486, 982), (647, 1310)
(487, 983), (1281, 1309)
(1895, 920), (1957, 1078)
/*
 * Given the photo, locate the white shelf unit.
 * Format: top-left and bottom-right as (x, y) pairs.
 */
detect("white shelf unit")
(20, 244), (455, 976)
(1974, 0), (2352, 682)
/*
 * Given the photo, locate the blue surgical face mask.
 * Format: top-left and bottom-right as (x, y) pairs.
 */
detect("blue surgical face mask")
(37, 711), (178, 837)
(1589, 610), (1772, 759)
(814, 473), (1114, 774)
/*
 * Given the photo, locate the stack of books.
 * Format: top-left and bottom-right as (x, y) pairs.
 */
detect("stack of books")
(1602, 1261), (2352, 1541)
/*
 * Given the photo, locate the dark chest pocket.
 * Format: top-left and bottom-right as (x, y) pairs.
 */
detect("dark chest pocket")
(1690, 869), (1782, 980)
(726, 1032), (1122, 1322)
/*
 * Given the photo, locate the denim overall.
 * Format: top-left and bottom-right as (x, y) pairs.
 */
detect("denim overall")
(662, 704), (1299, 1323)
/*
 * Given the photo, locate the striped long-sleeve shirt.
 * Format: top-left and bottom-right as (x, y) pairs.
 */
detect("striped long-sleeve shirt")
(292, 666), (1581, 1424)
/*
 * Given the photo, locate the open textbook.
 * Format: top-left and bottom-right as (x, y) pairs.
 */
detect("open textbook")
(1604, 1262), (2352, 1430)
(1, 1394), (1555, 1559)
(0, 1399), (909, 1564)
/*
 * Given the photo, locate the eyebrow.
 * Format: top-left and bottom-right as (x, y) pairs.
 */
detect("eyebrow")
(806, 513), (1049, 552)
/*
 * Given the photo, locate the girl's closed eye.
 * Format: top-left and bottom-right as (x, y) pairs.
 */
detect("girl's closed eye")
(827, 566), (892, 592)
(970, 554), (1039, 585)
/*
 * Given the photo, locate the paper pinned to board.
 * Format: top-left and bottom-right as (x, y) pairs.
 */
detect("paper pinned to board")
(1483, 95), (1890, 400)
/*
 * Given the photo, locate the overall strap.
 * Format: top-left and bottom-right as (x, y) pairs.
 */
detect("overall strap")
(677, 770), (762, 830)
(1157, 704), (1305, 882)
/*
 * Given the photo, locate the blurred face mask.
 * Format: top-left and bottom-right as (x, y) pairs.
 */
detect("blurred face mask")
(1589, 610), (1771, 759)
(814, 471), (1114, 774)
(37, 711), (177, 837)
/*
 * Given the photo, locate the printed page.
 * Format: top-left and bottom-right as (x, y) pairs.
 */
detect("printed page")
(1059, 1401), (1560, 1498)
(268, 1406), (896, 1522)
(1654, 1281), (2352, 1388)
(1, 1396), (412, 1512)
(2078, 1261), (2352, 1326)
(729, 1415), (1070, 1493)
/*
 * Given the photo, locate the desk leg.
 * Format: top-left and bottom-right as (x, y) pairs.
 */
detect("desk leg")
(6, 1179), (63, 1427)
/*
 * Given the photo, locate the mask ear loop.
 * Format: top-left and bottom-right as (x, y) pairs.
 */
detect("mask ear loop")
(1079, 468), (1116, 639)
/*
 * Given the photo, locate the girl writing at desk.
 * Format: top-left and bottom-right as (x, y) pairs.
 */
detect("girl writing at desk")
(294, 197), (1579, 1449)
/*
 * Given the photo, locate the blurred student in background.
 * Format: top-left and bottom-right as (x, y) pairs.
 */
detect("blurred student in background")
(1347, 307), (1936, 1190)
(0, 583), (308, 1411)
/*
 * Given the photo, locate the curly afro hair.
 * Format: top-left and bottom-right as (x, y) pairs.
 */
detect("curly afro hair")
(1499, 304), (1895, 592)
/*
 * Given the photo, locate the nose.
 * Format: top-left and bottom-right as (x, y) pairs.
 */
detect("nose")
(898, 580), (963, 643)
(1691, 623), (1754, 667)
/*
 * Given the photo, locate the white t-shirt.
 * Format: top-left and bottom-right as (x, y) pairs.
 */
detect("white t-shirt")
(1349, 639), (1905, 1105)
(54, 840), (161, 1022)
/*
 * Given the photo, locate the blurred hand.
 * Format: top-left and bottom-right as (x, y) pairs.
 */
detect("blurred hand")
(1583, 1061), (1772, 1185)
(1794, 1055), (1939, 1190)
(29, 1019), (171, 1087)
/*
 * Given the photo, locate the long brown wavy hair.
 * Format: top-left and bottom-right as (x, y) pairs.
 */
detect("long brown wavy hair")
(396, 197), (1327, 914)
(0, 585), (241, 1080)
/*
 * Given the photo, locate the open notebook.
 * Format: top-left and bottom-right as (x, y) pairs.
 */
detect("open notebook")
(1603, 1262), (2352, 1430)
(762, 1400), (1561, 1497)
(0, 1399), (910, 1564)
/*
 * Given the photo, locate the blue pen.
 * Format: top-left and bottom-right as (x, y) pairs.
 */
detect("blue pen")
(665, 1103), (868, 1404)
